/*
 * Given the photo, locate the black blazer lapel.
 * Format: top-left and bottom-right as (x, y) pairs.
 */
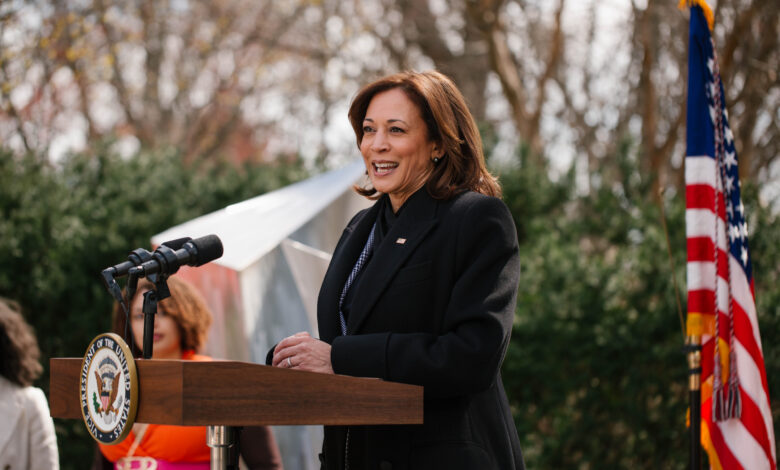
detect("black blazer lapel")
(347, 190), (438, 335)
(318, 201), (382, 342)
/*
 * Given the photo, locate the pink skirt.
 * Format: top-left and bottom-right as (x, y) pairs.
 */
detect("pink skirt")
(115, 457), (210, 470)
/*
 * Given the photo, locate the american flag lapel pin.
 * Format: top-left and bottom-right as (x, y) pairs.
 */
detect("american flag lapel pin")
(395, 238), (407, 245)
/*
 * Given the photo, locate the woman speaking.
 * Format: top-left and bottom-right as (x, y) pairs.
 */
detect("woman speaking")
(271, 70), (524, 469)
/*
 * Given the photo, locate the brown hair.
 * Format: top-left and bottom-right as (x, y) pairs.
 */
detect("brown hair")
(113, 277), (212, 355)
(0, 298), (43, 387)
(348, 70), (501, 200)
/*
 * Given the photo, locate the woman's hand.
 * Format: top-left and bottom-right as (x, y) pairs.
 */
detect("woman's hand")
(272, 331), (334, 374)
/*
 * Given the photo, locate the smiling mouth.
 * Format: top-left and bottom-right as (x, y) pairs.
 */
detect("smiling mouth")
(373, 161), (398, 175)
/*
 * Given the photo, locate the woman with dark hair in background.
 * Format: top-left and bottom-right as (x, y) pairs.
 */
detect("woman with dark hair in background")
(95, 276), (283, 469)
(271, 71), (524, 469)
(0, 298), (60, 469)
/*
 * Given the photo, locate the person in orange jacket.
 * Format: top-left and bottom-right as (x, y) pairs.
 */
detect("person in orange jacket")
(94, 276), (282, 470)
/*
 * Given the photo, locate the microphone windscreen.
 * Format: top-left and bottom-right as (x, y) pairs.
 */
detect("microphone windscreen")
(189, 234), (223, 266)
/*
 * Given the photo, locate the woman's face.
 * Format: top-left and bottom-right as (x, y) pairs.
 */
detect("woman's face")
(130, 290), (182, 360)
(360, 88), (438, 211)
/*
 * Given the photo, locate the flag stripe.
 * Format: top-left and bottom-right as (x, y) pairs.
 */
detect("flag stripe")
(687, 184), (727, 220)
(734, 340), (776, 464)
(687, 238), (732, 272)
(687, 263), (731, 312)
(685, 155), (717, 186)
(738, 387), (773, 466)
(685, 208), (727, 247)
(705, 414), (741, 469)
(729, 255), (763, 351)
(687, 184), (715, 210)
(687, 291), (714, 322)
(734, 306), (765, 387)
(687, 236), (714, 262)
(733, 299), (770, 399)
(687, 261), (715, 291)
(718, 418), (772, 470)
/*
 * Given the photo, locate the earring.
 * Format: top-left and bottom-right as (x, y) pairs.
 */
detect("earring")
(432, 156), (441, 164)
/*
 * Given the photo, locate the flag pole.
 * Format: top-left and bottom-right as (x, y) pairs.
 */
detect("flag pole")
(686, 334), (702, 470)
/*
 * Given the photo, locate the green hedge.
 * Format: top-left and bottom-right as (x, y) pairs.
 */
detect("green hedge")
(1, 143), (777, 468)
(500, 144), (779, 468)
(0, 148), (306, 466)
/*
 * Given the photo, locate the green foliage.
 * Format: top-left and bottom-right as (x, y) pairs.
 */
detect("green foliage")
(498, 143), (780, 469)
(0, 147), (306, 467)
(2, 138), (777, 468)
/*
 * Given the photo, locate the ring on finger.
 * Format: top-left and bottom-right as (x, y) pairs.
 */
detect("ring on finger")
(286, 357), (292, 367)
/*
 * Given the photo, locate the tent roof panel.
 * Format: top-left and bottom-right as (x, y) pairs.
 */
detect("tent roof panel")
(152, 160), (365, 271)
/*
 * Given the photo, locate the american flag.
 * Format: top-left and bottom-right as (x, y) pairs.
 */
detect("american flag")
(684, 2), (776, 469)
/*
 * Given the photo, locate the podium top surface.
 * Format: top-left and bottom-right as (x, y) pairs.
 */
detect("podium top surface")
(50, 358), (422, 426)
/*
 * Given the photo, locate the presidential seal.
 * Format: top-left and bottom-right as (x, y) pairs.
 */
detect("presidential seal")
(80, 333), (139, 444)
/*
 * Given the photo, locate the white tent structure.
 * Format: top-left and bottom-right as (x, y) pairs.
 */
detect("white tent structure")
(151, 159), (370, 469)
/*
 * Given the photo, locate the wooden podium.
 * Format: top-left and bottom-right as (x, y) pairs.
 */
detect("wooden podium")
(50, 358), (423, 468)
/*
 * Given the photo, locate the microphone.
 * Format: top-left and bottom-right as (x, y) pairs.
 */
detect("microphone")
(101, 237), (195, 308)
(129, 234), (223, 278)
(102, 248), (152, 280)
(101, 237), (192, 280)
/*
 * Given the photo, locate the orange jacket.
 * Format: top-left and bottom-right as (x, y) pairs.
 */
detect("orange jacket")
(99, 351), (211, 463)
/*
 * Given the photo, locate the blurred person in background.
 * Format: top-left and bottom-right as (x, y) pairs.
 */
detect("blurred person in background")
(0, 297), (60, 469)
(94, 276), (282, 469)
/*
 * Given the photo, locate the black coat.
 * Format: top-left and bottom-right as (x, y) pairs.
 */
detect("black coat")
(317, 188), (524, 470)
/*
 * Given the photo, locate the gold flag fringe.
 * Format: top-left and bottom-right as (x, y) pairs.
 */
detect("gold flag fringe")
(679, 0), (715, 31)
